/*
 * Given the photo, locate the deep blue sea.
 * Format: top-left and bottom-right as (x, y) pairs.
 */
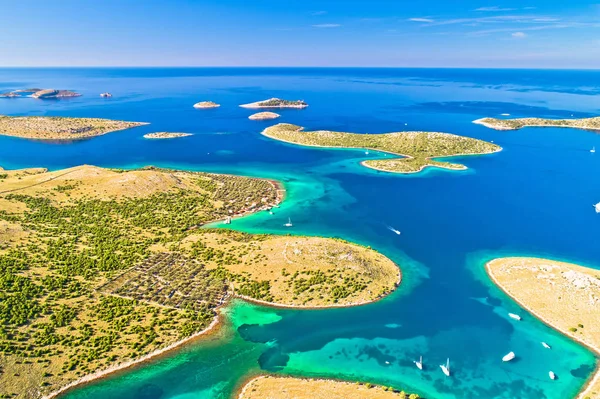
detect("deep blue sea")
(1, 68), (599, 399)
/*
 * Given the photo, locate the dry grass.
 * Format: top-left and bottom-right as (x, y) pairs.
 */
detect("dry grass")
(487, 257), (600, 399)
(239, 376), (414, 399)
(474, 116), (600, 131)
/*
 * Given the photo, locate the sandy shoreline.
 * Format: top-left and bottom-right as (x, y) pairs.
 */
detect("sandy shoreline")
(485, 259), (600, 399)
(43, 313), (223, 399)
(261, 127), (503, 175)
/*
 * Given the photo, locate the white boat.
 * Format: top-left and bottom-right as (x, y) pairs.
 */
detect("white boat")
(542, 342), (551, 349)
(440, 358), (450, 377)
(414, 356), (423, 370)
(100, 92), (112, 98)
(549, 371), (556, 380)
(591, 146), (596, 153)
(365, 150), (370, 155)
(284, 217), (293, 227)
(269, 210), (274, 215)
(501, 113), (510, 116)
(508, 313), (521, 321)
(502, 351), (515, 362)
(387, 226), (401, 235)
(594, 202), (600, 213)
(224, 216), (231, 225)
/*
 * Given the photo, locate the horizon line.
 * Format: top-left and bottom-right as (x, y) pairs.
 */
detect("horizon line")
(1, 66), (600, 71)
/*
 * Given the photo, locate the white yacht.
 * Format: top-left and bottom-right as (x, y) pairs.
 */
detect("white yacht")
(508, 313), (521, 321)
(549, 371), (556, 380)
(224, 216), (232, 225)
(365, 150), (370, 155)
(594, 202), (600, 213)
(502, 351), (515, 362)
(284, 217), (293, 227)
(414, 356), (423, 370)
(440, 358), (450, 377)
(591, 146), (596, 153)
(542, 342), (551, 349)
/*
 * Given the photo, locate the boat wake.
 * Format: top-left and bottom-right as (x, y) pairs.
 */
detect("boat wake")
(386, 225), (401, 235)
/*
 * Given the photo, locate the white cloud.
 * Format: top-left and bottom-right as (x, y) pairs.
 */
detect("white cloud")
(512, 31), (527, 38)
(408, 18), (434, 23)
(476, 6), (517, 12)
(312, 23), (341, 28)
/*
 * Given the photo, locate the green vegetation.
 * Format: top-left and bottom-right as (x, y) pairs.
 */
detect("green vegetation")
(474, 116), (600, 131)
(0, 165), (280, 398)
(262, 123), (500, 174)
(241, 98), (308, 109)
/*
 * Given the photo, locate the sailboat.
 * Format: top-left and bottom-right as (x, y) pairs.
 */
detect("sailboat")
(440, 358), (450, 377)
(508, 313), (521, 321)
(591, 146), (596, 153)
(502, 351), (515, 362)
(284, 217), (293, 227)
(224, 216), (232, 225)
(541, 342), (551, 349)
(549, 371), (556, 380)
(414, 356), (423, 370)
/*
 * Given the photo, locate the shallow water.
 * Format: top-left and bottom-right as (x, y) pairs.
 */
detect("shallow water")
(1, 68), (599, 399)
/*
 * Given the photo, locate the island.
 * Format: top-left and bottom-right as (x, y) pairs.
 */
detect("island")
(238, 376), (420, 399)
(0, 115), (147, 140)
(262, 123), (501, 174)
(249, 112), (281, 121)
(0, 88), (81, 99)
(240, 98), (308, 109)
(193, 101), (220, 109)
(143, 132), (193, 139)
(474, 116), (600, 131)
(0, 165), (401, 398)
(486, 257), (600, 399)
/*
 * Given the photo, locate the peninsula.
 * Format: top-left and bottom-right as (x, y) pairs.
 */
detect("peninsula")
(474, 116), (600, 131)
(240, 98), (308, 109)
(262, 123), (501, 174)
(486, 257), (600, 399)
(0, 115), (147, 140)
(193, 101), (220, 109)
(143, 132), (193, 139)
(249, 111), (281, 120)
(239, 376), (420, 399)
(0, 165), (400, 398)
(0, 88), (81, 99)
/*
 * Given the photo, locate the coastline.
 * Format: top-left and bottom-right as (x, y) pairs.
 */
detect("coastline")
(485, 259), (600, 399)
(43, 311), (224, 399)
(261, 127), (503, 175)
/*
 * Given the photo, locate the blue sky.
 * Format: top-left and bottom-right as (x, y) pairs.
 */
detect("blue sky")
(1, 0), (599, 68)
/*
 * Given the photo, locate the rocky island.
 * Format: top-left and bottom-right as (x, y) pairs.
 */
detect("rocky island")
(474, 116), (600, 131)
(193, 101), (220, 109)
(262, 123), (501, 174)
(0, 88), (81, 99)
(143, 132), (193, 139)
(0, 164), (401, 398)
(240, 98), (308, 109)
(486, 257), (600, 399)
(239, 376), (420, 399)
(248, 111), (281, 120)
(0, 115), (147, 140)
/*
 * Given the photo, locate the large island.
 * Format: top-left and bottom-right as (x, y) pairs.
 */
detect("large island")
(486, 257), (600, 399)
(474, 116), (600, 131)
(0, 165), (401, 398)
(0, 115), (147, 140)
(262, 123), (501, 174)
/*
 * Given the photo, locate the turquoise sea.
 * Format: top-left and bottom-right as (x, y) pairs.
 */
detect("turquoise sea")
(1, 68), (599, 399)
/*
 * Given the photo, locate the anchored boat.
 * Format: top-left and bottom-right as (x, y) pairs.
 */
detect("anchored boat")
(502, 351), (515, 362)
(508, 313), (521, 321)
(542, 342), (551, 349)
(284, 217), (293, 227)
(414, 356), (423, 370)
(440, 358), (450, 377)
